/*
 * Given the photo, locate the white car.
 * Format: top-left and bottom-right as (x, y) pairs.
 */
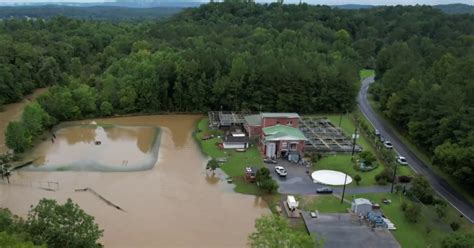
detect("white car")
(383, 141), (393, 149)
(275, 166), (287, 177)
(375, 129), (381, 136)
(396, 156), (408, 165)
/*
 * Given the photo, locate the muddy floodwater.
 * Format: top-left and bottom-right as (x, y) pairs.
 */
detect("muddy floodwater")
(26, 124), (160, 172)
(0, 115), (269, 247)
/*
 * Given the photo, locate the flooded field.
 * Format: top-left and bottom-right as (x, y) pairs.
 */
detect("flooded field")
(25, 124), (160, 172)
(0, 115), (269, 247)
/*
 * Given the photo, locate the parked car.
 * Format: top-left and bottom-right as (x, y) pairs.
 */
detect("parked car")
(264, 158), (277, 164)
(396, 155), (408, 165)
(383, 141), (393, 149)
(316, 187), (333, 194)
(310, 211), (318, 218)
(275, 166), (287, 177)
(374, 129), (381, 136)
(379, 135), (385, 142)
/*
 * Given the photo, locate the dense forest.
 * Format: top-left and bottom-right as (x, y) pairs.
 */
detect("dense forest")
(0, 2), (473, 185)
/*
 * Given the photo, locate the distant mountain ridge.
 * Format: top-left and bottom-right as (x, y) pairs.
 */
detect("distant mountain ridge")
(0, 2), (472, 18)
(0, 5), (185, 19)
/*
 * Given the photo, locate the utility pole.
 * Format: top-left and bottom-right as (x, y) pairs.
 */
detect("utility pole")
(391, 162), (399, 194)
(340, 172), (348, 204)
(339, 113), (343, 127)
(351, 128), (359, 158)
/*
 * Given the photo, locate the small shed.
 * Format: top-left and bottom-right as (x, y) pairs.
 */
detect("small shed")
(351, 198), (373, 216)
(223, 135), (249, 149)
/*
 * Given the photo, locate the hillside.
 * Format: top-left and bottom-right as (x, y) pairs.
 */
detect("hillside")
(0, 5), (184, 20)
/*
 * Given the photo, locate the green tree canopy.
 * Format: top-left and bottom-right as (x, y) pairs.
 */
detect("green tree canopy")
(248, 214), (319, 248)
(26, 198), (103, 248)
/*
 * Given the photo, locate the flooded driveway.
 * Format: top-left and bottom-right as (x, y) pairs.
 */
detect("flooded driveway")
(0, 115), (269, 247)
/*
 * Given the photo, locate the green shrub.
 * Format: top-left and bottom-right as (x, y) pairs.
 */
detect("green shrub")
(450, 221), (460, 231)
(404, 204), (421, 223)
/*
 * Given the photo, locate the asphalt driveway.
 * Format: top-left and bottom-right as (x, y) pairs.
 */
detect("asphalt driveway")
(265, 160), (391, 195)
(301, 212), (400, 248)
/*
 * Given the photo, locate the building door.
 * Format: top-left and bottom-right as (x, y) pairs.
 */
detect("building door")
(265, 142), (276, 158)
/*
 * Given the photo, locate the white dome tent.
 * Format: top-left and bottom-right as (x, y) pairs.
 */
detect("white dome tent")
(311, 170), (352, 186)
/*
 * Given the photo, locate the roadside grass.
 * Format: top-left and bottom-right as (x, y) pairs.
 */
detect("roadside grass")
(298, 195), (350, 213)
(350, 192), (474, 248)
(360, 69), (375, 79)
(194, 118), (265, 195)
(368, 99), (474, 205)
(314, 154), (383, 187)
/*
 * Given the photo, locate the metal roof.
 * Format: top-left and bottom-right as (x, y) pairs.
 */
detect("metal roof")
(244, 114), (262, 126)
(263, 125), (308, 141)
(352, 198), (372, 205)
(261, 113), (300, 118)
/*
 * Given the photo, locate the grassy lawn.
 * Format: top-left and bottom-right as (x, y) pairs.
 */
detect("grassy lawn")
(369, 99), (474, 205)
(298, 195), (350, 213)
(349, 192), (474, 248)
(360, 69), (375, 79)
(314, 154), (383, 187)
(309, 114), (390, 187)
(194, 118), (266, 195)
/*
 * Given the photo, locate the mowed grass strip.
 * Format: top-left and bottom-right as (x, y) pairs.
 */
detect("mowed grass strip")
(360, 69), (375, 79)
(298, 195), (350, 213)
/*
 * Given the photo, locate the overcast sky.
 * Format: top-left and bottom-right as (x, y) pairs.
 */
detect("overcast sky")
(0, 0), (472, 5)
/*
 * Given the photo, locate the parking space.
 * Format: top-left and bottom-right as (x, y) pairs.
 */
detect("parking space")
(301, 212), (400, 248)
(265, 159), (321, 195)
(265, 159), (392, 195)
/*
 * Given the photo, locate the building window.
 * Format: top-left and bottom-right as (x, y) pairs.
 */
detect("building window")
(282, 142), (288, 148)
(276, 121), (280, 124)
(290, 143), (297, 151)
(287, 121), (293, 126)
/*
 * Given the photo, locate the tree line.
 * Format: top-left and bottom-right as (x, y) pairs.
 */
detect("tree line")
(368, 8), (474, 187)
(0, 198), (102, 248)
(1, 3), (473, 186)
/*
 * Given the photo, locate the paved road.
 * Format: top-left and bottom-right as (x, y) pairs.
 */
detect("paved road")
(359, 76), (474, 223)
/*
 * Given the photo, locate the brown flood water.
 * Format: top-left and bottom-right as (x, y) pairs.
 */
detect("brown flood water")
(0, 88), (48, 154)
(26, 125), (160, 172)
(0, 115), (269, 247)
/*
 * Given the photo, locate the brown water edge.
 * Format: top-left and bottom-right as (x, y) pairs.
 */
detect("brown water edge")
(0, 88), (48, 154)
(0, 115), (269, 248)
(24, 124), (160, 172)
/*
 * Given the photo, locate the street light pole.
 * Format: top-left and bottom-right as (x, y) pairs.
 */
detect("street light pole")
(351, 127), (358, 157)
(391, 162), (399, 194)
(341, 172), (348, 204)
